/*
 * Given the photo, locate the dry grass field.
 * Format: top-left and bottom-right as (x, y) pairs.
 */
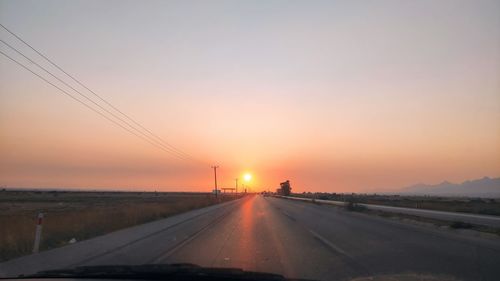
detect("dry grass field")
(0, 190), (239, 262)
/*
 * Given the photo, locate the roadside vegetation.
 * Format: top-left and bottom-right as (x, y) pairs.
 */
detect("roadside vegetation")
(292, 192), (500, 216)
(0, 190), (239, 262)
(281, 193), (500, 237)
(366, 209), (500, 237)
(344, 199), (367, 212)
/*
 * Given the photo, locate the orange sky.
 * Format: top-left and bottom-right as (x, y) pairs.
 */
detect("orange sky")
(1, 0), (499, 193)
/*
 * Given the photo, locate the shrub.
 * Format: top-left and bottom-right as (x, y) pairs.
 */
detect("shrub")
(345, 200), (367, 212)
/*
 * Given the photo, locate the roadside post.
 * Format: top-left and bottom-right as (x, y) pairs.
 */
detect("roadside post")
(33, 212), (44, 253)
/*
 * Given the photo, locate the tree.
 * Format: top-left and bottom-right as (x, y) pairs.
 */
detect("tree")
(280, 180), (292, 196)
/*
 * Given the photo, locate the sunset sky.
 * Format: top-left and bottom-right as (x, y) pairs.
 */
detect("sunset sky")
(1, 0), (499, 193)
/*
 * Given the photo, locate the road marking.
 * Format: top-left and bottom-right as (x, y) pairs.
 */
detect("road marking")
(308, 229), (350, 258)
(281, 211), (297, 222)
(307, 229), (371, 276)
(150, 206), (234, 263)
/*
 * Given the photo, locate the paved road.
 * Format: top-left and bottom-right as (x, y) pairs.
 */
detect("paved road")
(2, 195), (500, 280)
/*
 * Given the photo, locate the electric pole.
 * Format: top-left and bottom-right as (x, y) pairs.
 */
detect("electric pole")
(235, 178), (238, 195)
(211, 165), (219, 198)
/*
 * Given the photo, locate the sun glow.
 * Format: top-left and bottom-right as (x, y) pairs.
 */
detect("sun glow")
(243, 173), (252, 182)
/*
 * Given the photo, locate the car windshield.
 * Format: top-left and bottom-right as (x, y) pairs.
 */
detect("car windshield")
(1, 1), (499, 281)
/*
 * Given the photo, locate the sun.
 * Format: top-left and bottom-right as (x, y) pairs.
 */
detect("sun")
(243, 173), (252, 182)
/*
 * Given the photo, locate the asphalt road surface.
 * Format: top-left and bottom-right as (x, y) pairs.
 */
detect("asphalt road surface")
(2, 195), (500, 281)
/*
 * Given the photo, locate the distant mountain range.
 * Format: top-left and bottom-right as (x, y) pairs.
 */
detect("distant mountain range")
(399, 177), (500, 198)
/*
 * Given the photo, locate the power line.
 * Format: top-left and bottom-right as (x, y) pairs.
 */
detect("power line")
(0, 50), (191, 160)
(0, 23), (198, 162)
(0, 39), (190, 161)
(0, 23), (201, 163)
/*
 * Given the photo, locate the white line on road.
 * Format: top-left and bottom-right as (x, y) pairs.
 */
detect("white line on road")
(307, 229), (351, 258)
(150, 206), (235, 263)
(281, 211), (297, 221)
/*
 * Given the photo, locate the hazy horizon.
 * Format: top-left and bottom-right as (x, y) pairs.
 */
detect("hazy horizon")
(1, 175), (498, 195)
(1, 0), (499, 193)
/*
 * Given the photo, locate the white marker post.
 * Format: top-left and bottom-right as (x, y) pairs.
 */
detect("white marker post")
(33, 213), (44, 253)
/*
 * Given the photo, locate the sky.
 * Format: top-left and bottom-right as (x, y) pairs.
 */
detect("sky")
(1, 0), (499, 193)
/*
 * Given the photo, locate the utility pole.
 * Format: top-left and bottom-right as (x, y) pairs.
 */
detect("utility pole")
(235, 178), (238, 194)
(211, 165), (219, 198)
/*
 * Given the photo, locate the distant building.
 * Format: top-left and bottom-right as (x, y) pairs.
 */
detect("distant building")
(221, 187), (235, 193)
(279, 180), (292, 196)
(212, 189), (221, 195)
